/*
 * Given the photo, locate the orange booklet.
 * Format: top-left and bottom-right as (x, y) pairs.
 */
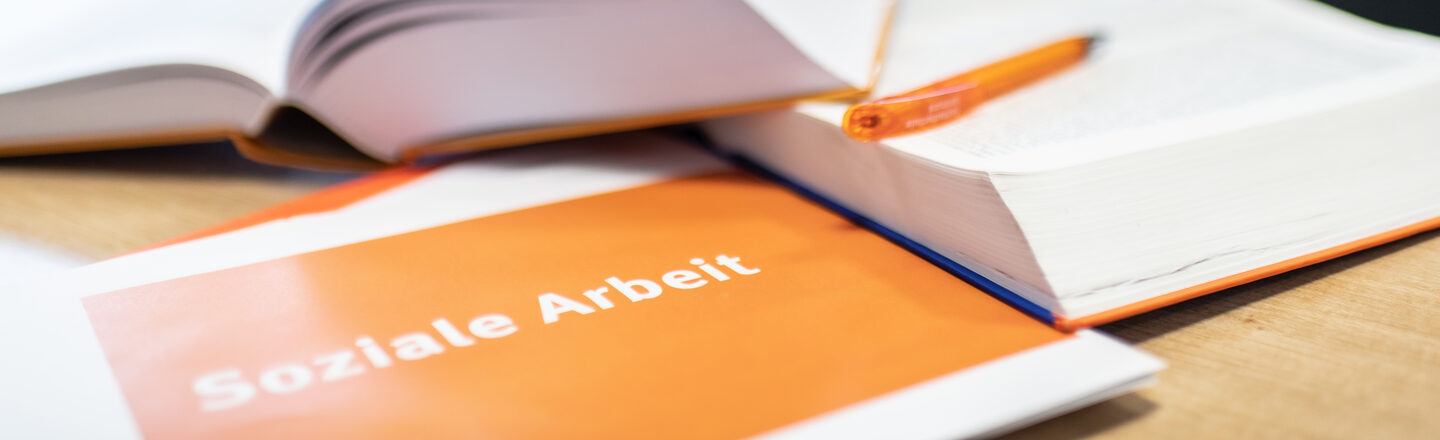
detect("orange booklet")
(2, 133), (1159, 439)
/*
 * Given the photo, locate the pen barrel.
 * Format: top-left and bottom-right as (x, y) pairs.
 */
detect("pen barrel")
(841, 35), (1095, 142)
(959, 36), (1092, 100)
(842, 84), (984, 141)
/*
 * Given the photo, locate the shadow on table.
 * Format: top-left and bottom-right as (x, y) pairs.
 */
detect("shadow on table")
(999, 393), (1157, 439)
(0, 141), (354, 181)
(994, 228), (1439, 438)
(1098, 227), (1440, 344)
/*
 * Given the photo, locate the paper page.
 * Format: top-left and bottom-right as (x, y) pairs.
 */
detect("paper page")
(0, 0), (322, 95)
(799, 0), (1440, 172)
(742, 0), (894, 89)
(0, 233), (86, 286)
(292, 1), (852, 161)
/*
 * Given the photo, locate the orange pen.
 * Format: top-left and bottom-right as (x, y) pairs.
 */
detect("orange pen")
(843, 35), (1101, 141)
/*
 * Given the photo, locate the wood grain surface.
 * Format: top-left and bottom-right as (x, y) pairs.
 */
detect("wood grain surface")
(1008, 227), (1440, 439)
(0, 142), (354, 259)
(1, 143), (1436, 439)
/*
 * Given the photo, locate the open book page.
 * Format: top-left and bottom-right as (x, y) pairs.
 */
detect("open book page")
(0, 0), (321, 96)
(799, 0), (1440, 173)
(287, 0), (871, 162)
(286, 0), (889, 93)
(742, 0), (894, 89)
(0, 0), (327, 151)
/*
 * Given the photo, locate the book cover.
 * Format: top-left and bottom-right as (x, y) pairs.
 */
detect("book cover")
(0, 133), (1160, 438)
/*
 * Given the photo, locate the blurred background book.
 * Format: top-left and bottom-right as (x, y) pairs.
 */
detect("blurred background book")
(0, 0), (891, 169)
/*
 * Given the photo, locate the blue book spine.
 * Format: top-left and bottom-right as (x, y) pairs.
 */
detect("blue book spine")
(713, 150), (1058, 326)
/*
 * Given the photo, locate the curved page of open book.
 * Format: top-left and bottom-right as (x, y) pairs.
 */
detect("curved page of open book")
(0, 0), (890, 167)
(0, 132), (1159, 439)
(285, 0), (893, 163)
(0, 0), (321, 152)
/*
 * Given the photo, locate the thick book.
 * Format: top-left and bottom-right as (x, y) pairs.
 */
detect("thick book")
(0, 0), (890, 169)
(0, 133), (1161, 439)
(702, 0), (1440, 329)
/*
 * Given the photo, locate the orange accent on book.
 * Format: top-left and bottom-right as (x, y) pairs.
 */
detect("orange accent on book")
(229, 134), (388, 171)
(1055, 214), (1440, 331)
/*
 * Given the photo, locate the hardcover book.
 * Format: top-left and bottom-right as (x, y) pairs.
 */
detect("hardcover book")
(703, 0), (1440, 329)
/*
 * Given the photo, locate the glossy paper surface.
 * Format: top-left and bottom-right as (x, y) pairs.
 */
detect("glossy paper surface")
(83, 172), (1066, 439)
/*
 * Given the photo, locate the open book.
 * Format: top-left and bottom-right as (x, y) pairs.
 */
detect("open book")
(703, 0), (1440, 329)
(0, 133), (1160, 439)
(0, 0), (890, 168)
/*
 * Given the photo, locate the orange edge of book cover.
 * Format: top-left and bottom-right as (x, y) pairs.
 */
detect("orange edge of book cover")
(1052, 214), (1440, 331)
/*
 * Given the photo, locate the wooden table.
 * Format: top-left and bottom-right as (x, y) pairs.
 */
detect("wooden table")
(2, 143), (1436, 439)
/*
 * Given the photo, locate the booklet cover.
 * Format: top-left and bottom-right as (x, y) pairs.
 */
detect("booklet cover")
(0, 133), (1160, 439)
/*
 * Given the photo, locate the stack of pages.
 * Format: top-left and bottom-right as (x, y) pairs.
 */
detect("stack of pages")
(0, 133), (1161, 438)
(704, 0), (1440, 328)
